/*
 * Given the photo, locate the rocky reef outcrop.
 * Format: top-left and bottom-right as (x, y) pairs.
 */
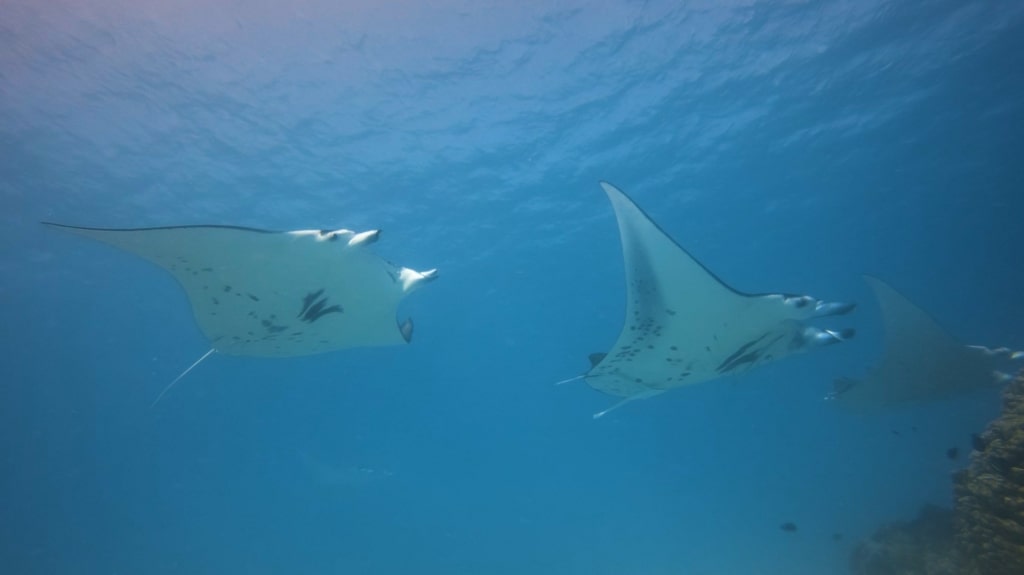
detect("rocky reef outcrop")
(850, 372), (1024, 574)
(952, 373), (1024, 575)
(849, 505), (957, 575)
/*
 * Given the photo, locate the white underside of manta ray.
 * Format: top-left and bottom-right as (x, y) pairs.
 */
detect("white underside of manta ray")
(44, 223), (438, 404)
(830, 275), (1022, 409)
(561, 182), (857, 418)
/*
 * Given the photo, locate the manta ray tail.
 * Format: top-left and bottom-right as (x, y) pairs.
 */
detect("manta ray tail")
(554, 354), (606, 385)
(151, 348), (216, 408)
(593, 397), (634, 419)
(592, 389), (664, 419)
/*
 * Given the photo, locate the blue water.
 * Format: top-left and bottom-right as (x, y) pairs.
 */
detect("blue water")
(2, 1), (1023, 573)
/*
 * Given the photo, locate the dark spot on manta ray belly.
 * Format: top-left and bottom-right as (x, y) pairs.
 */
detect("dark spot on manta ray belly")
(716, 334), (784, 373)
(297, 288), (344, 323)
(261, 319), (287, 334)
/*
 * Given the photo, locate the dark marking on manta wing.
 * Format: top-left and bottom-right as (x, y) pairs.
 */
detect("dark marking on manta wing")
(716, 334), (768, 372)
(298, 289), (325, 317)
(260, 319), (287, 334)
(720, 351), (762, 373)
(296, 290), (344, 323)
(305, 299), (327, 317)
(724, 334), (785, 373)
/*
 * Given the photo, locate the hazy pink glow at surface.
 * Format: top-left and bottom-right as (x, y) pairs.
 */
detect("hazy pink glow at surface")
(1, 0), (1004, 225)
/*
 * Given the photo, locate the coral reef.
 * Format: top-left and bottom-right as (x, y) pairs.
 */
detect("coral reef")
(952, 373), (1024, 575)
(850, 372), (1024, 574)
(849, 505), (957, 575)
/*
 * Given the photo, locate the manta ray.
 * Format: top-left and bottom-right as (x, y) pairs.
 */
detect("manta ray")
(44, 223), (438, 404)
(560, 182), (856, 418)
(830, 275), (1022, 408)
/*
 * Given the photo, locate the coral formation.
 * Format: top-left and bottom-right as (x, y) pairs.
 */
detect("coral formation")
(952, 373), (1024, 575)
(851, 372), (1024, 574)
(849, 505), (957, 575)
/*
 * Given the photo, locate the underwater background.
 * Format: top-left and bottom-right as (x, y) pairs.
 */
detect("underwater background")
(2, 1), (1023, 574)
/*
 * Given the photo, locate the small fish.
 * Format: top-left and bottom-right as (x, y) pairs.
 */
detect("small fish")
(946, 447), (959, 460)
(971, 433), (986, 452)
(780, 522), (798, 533)
(832, 533), (843, 542)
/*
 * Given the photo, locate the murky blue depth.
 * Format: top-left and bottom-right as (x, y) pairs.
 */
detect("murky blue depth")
(2, 1), (1022, 574)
